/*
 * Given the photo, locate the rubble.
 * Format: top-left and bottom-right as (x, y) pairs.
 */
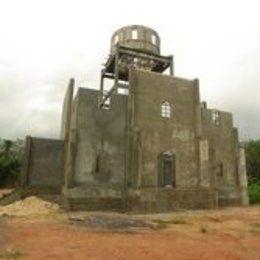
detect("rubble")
(0, 196), (61, 217)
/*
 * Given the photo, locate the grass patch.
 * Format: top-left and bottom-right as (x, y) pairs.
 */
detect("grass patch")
(1, 247), (23, 260)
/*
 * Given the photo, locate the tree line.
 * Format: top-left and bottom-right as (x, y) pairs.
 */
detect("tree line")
(0, 138), (24, 188)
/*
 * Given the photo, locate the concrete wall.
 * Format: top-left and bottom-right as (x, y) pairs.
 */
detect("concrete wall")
(126, 69), (216, 210)
(22, 136), (63, 192)
(130, 188), (216, 213)
(62, 88), (128, 209)
(128, 69), (201, 189)
(74, 88), (127, 186)
(61, 69), (246, 211)
(201, 107), (241, 206)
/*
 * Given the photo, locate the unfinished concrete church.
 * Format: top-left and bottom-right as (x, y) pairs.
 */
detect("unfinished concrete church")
(20, 25), (249, 212)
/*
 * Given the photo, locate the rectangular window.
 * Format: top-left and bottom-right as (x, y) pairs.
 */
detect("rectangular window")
(132, 29), (138, 40)
(212, 110), (220, 125)
(114, 35), (119, 44)
(151, 34), (156, 45)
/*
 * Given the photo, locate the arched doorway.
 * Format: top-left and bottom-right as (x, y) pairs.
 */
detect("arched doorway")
(158, 152), (176, 187)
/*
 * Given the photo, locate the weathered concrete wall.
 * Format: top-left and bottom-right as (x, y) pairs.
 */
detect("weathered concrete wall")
(22, 136), (63, 192)
(129, 188), (216, 213)
(61, 68), (246, 211)
(201, 108), (241, 206)
(126, 69), (216, 209)
(62, 88), (128, 209)
(74, 88), (127, 186)
(128, 69), (201, 189)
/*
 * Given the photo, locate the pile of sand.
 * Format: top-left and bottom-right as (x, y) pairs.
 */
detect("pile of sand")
(0, 196), (61, 217)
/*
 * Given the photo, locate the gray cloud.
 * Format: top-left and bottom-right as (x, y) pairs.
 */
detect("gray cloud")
(0, 0), (259, 141)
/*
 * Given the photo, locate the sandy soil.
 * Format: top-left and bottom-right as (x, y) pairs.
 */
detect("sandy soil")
(1, 206), (260, 260)
(0, 189), (13, 199)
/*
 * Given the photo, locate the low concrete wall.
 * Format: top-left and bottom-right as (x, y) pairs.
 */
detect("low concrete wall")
(21, 136), (64, 193)
(129, 188), (217, 213)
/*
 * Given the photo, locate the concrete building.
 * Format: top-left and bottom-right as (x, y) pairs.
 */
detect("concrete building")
(21, 25), (249, 212)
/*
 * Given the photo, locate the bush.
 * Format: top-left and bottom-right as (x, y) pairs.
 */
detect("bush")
(248, 179), (260, 204)
(245, 140), (260, 181)
(0, 139), (24, 188)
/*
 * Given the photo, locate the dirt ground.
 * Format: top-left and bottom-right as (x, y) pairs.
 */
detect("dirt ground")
(1, 204), (260, 260)
(0, 189), (13, 199)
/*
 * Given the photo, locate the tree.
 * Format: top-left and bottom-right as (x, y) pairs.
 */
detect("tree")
(244, 139), (260, 204)
(245, 139), (260, 181)
(0, 138), (24, 187)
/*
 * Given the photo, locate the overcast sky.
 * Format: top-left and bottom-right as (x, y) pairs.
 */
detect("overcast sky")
(0, 0), (259, 141)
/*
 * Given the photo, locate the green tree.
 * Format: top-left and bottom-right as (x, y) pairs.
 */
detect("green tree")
(244, 139), (260, 204)
(0, 138), (24, 187)
(245, 139), (260, 181)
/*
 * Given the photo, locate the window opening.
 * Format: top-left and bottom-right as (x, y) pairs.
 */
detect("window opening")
(217, 162), (224, 178)
(151, 34), (156, 45)
(212, 110), (220, 125)
(132, 29), (138, 40)
(102, 91), (111, 110)
(114, 35), (119, 44)
(161, 101), (171, 118)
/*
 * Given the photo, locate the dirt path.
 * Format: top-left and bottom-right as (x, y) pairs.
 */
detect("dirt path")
(2, 207), (260, 260)
(0, 217), (7, 254)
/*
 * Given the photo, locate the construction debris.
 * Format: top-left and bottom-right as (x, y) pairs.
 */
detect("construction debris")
(69, 212), (159, 231)
(0, 196), (61, 217)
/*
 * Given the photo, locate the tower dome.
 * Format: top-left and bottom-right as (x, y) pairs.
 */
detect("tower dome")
(110, 25), (160, 55)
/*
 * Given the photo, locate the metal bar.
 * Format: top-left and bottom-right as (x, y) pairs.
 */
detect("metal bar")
(114, 47), (119, 93)
(103, 73), (115, 79)
(118, 45), (165, 59)
(103, 54), (114, 71)
(100, 69), (104, 93)
(119, 48), (171, 64)
(99, 85), (116, 108)
(117, 83), (129, 89)
(169, 55), (174, 76)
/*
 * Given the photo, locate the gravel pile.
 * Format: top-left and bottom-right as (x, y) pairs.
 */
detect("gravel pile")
(0, 196), (61, 217)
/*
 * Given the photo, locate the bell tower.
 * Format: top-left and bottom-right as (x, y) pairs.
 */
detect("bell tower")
(99, 25), (174, 108)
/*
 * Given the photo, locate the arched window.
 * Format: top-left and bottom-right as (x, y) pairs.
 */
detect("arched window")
(161, 101), (171, 118)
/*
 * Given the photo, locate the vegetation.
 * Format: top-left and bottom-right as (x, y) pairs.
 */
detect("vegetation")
(245, 139), (260, 204)
(0, 139), (24, 188)
(247, 179), (260, 204)
(1, 247), (23, 260)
